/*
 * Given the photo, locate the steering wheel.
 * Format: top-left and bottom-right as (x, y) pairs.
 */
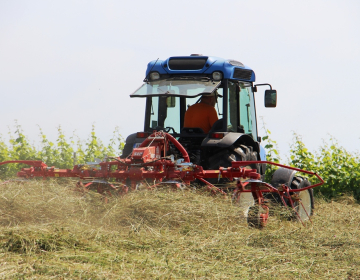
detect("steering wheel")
(164, 127), (176, 133)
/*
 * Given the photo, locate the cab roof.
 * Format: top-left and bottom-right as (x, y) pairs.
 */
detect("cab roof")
(144, 55), (256, 82)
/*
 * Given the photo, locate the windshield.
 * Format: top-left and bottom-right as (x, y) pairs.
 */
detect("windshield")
(141, 79), (256, 139)
(148, 94), (223, 134)
(131, 78), (221, 97)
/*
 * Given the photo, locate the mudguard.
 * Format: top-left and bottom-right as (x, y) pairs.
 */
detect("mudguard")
(201, 133), (259, 153)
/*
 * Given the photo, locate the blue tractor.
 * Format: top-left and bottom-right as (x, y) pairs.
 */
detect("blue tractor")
(122, 54), (277, 183)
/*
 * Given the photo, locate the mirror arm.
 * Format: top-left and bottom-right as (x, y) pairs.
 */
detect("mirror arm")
(253, 83), (273, 92)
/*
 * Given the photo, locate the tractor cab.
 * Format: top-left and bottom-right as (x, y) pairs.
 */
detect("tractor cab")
(124, 55), (276, 173)
(131, 76), (257, 139)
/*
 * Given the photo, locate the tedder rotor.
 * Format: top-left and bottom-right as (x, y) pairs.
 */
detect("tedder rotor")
(0, 131), (323, 228)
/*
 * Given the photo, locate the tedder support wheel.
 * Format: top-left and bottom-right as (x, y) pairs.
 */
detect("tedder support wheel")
(247, 205), (269, 229)
(291, 176), (314, 221)
(271, 168), (314, 221)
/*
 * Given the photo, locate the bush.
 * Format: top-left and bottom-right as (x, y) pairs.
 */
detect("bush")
(261, 127), (360, 200)
(0, 123), (124, 178)
(261, 128), (280, 182)
(288, 134), (360, 200)
(2, 122), (359, 200)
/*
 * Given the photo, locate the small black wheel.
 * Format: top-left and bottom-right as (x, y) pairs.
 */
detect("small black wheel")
(270, 168), (314, 221)
(232, 191), (255, 217)
(291, 176), (314, 221)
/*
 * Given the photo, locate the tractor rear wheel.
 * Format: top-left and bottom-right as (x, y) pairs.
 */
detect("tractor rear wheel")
(206, 145), (260, 188)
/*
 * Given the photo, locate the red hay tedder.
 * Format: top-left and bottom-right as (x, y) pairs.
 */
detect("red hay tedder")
(1, 55), (325, 228)
(0, 131), (323, 228)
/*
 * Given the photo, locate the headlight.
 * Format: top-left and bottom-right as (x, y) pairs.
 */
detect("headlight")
(212, 71), (222, 81)
(150, 72), (160, 80)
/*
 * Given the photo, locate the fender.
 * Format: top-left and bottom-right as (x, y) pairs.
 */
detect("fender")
(201, 133), (259, 153)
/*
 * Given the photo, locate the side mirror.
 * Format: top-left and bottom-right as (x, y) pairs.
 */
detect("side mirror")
(265, 89), (277, 108)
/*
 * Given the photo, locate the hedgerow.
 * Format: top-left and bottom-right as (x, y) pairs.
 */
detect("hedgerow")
(0, 122), (124, 178)
(289, 134), (360, 200)
(1, 123), (359, 200)
(261, 132), (360, 200)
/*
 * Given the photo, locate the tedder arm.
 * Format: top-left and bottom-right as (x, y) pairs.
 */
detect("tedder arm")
(0, 131), (323, 228)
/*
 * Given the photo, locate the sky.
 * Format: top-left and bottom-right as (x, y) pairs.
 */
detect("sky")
(1, 0), (359, 159)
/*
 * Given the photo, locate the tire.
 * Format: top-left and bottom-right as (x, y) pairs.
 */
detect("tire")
(233, 191), (255, 217)
(207, 145), (259, 172)
(120, 133), (137, 159)
(291, 176), (314, 221)
(270, 168), (314, 221)
(120, 142), (134, 159)
(206, 145), (260, 189)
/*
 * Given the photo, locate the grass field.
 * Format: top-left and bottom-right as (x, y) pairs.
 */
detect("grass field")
(0, 180), (359, 279)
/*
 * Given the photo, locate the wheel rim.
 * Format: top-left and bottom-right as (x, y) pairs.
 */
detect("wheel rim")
(235, 166), (255, 217)
(235, 192), (255, 217)
(296, 190), (312, 221)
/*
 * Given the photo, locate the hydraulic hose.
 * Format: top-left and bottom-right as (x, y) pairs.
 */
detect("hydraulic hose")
(139, 132), (190, 163)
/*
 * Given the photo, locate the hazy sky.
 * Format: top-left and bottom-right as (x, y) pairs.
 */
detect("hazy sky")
(1, 0), (359, 159)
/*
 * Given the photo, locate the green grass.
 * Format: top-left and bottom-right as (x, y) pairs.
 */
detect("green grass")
(0, 180), (360, 279)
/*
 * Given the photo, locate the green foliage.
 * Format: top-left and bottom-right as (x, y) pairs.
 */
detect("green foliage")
(38, 127), (58, 167)
(261, 124), (360, 200)
(289, 133), (360, 200)
(261, 121), (280, 182)
(107, 126), (125, 157)
(262, 130), (280, 164)
(9, 122), (38, 160)
(2, 122), (360, 200)
(0, 122), (40, 177)
(0, 123), (124, 178)
(75, 125), (124, 164)
(317, 139), (360, 199)
(55, 126), (75, 168)
(289, 134), (316, 171)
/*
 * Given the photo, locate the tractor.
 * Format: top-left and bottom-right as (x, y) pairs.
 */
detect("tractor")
(121, 54), (314, 213)
(119, 54), (316, 222)
(123, 55), (274, 173)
